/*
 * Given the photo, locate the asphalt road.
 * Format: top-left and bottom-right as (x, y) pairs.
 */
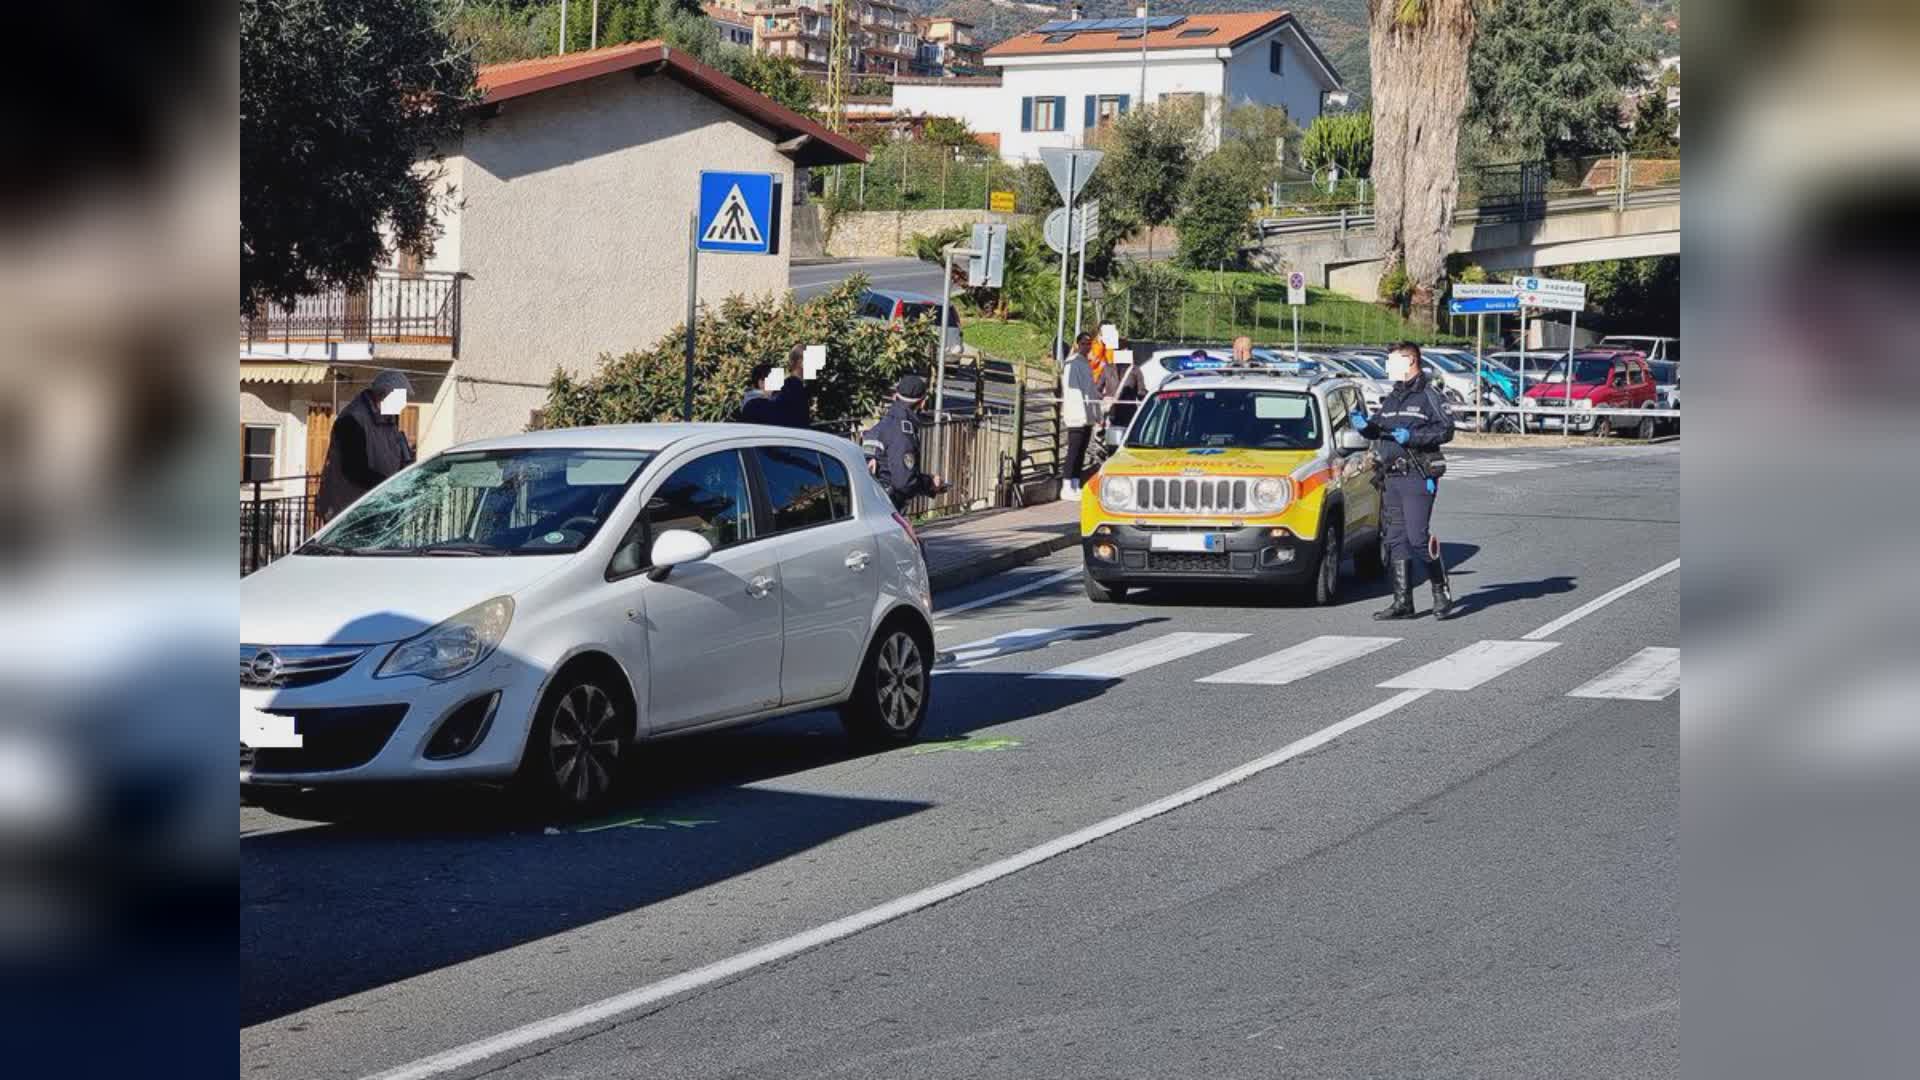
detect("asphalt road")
(241, 442), (1679, 1080)
(790, 256), (947, 303)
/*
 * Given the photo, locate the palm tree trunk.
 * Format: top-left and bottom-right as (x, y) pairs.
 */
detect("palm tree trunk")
(1369, 0), (1477, 327)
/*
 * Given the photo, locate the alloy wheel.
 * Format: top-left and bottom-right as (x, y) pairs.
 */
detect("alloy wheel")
(548, 683), (622, 804)
(875, 631), (926, 731)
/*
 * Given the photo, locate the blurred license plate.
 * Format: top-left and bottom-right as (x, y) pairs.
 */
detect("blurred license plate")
(1151, 533), (1223, 552)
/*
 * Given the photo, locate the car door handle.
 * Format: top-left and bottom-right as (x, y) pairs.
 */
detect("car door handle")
(746, 575), (775, 599)
(845, 550), (872, 571)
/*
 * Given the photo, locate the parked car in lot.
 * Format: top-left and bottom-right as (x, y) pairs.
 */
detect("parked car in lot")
(860, 288), (962, 354)
(1309, 352), (1392, 409)
(1521, 351), (1661, 438)
(1081, 368), (1385, 605)
(1487, 350), (1563, 392)
(240, 425), (935, 813)
(1596, 334), (1679, 364)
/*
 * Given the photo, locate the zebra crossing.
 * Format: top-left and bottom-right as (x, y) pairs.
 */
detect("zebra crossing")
(939, 628), (1678, 703)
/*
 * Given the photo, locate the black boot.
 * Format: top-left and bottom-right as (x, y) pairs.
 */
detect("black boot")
(1428, 550), (1453, 620)
(1374, 559), (1417, 620)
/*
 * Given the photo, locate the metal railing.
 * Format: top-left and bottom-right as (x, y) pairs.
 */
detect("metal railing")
(242, 475), (320, 576)
(1258, 154), (1680, 240)
(242, 270), (462, 352)
(1096, 287), (1475, 347)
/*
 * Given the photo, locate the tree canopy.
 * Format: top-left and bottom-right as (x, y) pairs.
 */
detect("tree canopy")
(1465, 0), (1652, 160)
(241, 0), (476, 313)
(1301, 111), (1374, 179)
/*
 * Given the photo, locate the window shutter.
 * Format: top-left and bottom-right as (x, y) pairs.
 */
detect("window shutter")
(1020, 96), (1033, 132)
(1271, 41), (1284, 74)
(1052, 96), (1066, 130)
(1084, 95), (1096, 129)
(1118, 94), (1131, 115)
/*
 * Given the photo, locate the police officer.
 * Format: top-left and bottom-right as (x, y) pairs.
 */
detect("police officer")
(863, 373), (947, 511)
(1349, 342), (1455, 620)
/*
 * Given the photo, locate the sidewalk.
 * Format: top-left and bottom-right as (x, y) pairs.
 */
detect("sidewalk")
(919, 499), (1081, 594)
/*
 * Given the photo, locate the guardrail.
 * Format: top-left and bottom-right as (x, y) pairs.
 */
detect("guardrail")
(1449, 400), (1680, 438)
(1257, 185), (1680, 240)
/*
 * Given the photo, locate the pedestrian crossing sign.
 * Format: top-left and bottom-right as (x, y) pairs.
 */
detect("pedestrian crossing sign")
(697, 171), (780, 255)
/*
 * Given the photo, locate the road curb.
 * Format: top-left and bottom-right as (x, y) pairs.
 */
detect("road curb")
(926, 526), (1080, 595)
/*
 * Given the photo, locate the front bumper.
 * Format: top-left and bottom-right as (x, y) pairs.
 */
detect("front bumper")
(1083, 523), (1323, 586)
(1522, 406), (1597, 432)
(239, 645), (544, 787)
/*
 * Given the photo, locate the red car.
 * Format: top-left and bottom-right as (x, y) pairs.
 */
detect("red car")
(1521, 351), (1660, 438)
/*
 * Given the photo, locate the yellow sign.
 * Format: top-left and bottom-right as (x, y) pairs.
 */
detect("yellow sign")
(989, 190), (1017, 213)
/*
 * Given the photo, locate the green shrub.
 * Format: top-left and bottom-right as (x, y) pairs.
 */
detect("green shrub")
(1175, 151), (1262, 270)
(1378, 259), (1413, 308)
(539, 277), (938, 429)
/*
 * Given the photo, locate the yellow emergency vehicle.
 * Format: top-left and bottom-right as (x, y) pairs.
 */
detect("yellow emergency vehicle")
(1080, 367), (1386, 604)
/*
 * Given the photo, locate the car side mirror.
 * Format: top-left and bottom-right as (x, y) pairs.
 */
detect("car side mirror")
(1336, 428), (1369, 453)
(646, 529), (713, 581)
(1102, 424), (1124, 450)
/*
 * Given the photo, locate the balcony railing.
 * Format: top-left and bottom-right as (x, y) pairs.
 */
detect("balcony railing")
(242, 270), (461, 353)
(241, 475), (320, 576)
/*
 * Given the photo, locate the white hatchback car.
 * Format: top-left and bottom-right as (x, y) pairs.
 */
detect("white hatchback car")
(240, 424), (934, 811)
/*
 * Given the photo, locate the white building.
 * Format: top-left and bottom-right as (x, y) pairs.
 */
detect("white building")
(892, 11), (1345, 162)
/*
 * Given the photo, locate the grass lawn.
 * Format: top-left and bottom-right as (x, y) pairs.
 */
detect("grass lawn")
(962, 319), (1052, 363)
(1097, 267), (1477, 348)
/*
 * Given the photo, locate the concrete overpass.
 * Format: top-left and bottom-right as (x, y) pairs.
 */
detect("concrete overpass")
(1250, 186), (1679, 302)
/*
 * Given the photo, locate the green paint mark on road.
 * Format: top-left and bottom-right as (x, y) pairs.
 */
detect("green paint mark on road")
(570, 815), (718, 834)
(907, 735), (1024, 755)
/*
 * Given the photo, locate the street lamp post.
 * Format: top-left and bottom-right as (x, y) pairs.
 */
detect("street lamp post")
(1137, 3), (1150, 105)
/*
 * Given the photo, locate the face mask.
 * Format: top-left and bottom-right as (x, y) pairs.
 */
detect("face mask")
(379, 388), (408, 415)
(1387, 353), (1417, 383)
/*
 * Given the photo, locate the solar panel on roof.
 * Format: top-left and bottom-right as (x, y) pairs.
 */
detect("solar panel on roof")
(1034, 20), (1067, 32)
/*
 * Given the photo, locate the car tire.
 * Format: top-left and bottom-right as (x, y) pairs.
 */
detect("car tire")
(1308, 522), (1342, 606)
(1594, 417), (1614, 439)
(841, 621), (931, 747)
(1637, 415), (1657, 441)
(1353, 526), (1386, 579)
(1084, 574), (1128, 603)
(519, 670), (632, 814)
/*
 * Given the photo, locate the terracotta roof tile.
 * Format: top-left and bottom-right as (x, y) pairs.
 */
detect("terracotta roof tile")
(473, 42), (867, 166)
(986, 11), (1290, 59)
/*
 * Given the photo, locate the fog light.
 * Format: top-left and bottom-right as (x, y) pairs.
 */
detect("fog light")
(1095, 524), (1113, 536)
(1269, 527), (1291, 538)
(425, 692), (500, 760)
(1263, 547), (1296, 566)
(1094, 543), (1118, 562)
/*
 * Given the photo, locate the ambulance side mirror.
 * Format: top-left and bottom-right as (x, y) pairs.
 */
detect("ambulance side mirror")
(1336, 428), (1369, 453)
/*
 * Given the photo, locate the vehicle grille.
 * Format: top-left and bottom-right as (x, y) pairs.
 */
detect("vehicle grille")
(1147, 551), (1233, 573)
(1131, 477), (1251, 515)
(240, 644), (368, 689)
(248, 705), (408, 774)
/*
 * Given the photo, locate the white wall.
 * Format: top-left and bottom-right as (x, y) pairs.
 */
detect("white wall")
(993, 54), (1226, 161)
(892, 82), (1004, 138)
(1220, 24), (1339, 129)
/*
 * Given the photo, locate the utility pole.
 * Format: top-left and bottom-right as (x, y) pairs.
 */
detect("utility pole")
(560, 0), (568, 54)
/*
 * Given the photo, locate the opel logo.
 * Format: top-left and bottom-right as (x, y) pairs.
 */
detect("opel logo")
(248, 649), (283, 686)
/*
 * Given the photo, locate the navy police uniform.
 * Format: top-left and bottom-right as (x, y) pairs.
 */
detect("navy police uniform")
(863, 376), (940, 512)
(1356, 370), (1455, 619)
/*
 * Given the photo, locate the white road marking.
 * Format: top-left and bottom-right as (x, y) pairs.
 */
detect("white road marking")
(1521, 558), (1680, 641)
(1568, 647), (1680, 700)
(936, 567), (1081, 616)
(1198, 635), (1401, 686)
(937, 625), (1106, 669)
(360, 688), (1432, 1080)
(1379, 639), (1560, 691)
(1039, 632), (1247, 680)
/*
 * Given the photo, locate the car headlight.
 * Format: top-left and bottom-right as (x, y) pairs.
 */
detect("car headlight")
(1100, 475), (1135, 511)
(1252, 477), (1293, 512)
(1573, 398), (1594, 410)
(376, 596), (515, 681)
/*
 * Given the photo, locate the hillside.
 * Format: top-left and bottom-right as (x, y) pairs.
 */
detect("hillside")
(900, 0), (1675, 104)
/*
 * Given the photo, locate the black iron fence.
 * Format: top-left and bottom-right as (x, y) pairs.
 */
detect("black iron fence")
(242, 475), (319, 576)
(242, 271), (462, 351)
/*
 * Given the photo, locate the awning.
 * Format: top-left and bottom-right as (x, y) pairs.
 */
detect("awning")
(241, 361), (332, 385)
